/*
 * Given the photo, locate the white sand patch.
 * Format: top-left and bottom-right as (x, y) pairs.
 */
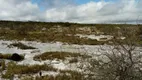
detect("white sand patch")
(75, 34), (113, 41)
(32, 71), (59, 78)
(0, 40), (141, 70)
(52, 62), (67, 70)
(0, 40), (141, 80)
(40, 71), (59, 76)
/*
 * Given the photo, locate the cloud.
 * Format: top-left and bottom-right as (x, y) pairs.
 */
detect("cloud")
(44, 0), (142, 24)
(0, 0), (141, 24)
(38, 0), (76, 9)
(45, 1), (107, 22)
(0, 0), (40, 21)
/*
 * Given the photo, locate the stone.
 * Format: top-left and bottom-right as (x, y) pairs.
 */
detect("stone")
(10, 53), (23, 61)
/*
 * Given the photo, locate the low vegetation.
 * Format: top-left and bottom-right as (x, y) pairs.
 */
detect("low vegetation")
(35, 70), (84, 80)
(0, 21), (142, 80)
(2, 62), (57, 79)
(0, 20), (141, 45)
(2, 61), (85, 80)
(8, 42), (36, 49)
(21, 70), (84, 80)
(0, 53), (24, 61)
(34, 52), (90, 61)
(0, 60), (6, 71)
(0, 53), (11, 59)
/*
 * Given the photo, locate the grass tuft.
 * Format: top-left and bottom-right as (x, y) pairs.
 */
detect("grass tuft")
(2, 62), (57, 79)
(0, 53), (11, 59)
(0, 53), (24, 61)
(35, 70), (84, 80)
(34, 52), (90, 61)
(8, 42), (36, 49)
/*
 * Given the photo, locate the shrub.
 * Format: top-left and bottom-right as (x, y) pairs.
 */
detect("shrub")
(0, 53), (24, 61)
(8, 42), (36, 49)
(0, 53), (11, 59)
(35, 70), (85, 80)
(2, 62), (56, 79)
(0, 60), (6, 71)
(34, 52), (90, 61)
(69, 58), (78, 63)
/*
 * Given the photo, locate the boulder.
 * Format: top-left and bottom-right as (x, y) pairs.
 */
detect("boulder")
(10, 53), (23, 61)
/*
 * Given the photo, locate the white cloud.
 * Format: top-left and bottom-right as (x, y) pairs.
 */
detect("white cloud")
(0, 0), (141, 24)
(45, 1), (107, 22)
(0, 0), (40, 21)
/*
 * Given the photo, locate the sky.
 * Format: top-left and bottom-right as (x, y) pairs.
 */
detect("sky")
(0, 0), (141, 24)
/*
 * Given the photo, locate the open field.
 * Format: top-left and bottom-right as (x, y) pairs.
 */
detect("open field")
(0, 21), (142, 80)
(0, 21), (141, 44)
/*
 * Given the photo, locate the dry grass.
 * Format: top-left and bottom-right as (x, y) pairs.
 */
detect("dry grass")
(2, 61), (85, 80)
(33, 52), (90, 61)
(0, 21), (141, 45)
(69, 58), (78, 63)
(22, 70), (84, 80)
(8, 42), (36, 49)
(0, 53), (11, 59)
(0, 60), (6, 71)
(0, 53), (24, 61)
(2, 62), (57, 79)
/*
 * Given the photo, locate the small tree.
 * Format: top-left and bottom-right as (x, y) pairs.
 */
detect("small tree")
(89, 27), (142, 80)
